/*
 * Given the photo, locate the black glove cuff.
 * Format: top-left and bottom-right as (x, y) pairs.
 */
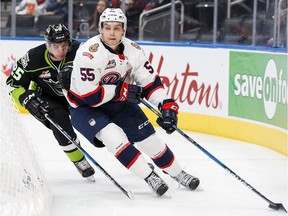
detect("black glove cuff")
(162, 109), (177, 121)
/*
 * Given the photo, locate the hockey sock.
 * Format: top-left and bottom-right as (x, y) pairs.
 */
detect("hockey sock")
(96, 123), (152, 179)
(136, 134), (182, 176)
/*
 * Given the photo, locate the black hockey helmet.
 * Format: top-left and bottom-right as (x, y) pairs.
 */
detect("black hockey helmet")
(44, 23), (71, 45)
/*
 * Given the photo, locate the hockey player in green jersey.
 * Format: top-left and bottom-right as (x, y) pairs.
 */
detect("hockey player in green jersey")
(6, 24), (95, 181)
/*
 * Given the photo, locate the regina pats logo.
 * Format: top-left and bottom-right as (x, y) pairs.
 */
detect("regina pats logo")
(229, 51), (287, 130)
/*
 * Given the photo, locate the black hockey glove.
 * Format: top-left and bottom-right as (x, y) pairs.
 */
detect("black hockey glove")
(156, 99), (179, 134)
(113, 81), (142, 104)
(19, 90), (49, 122)
(57, 64), (73, 90)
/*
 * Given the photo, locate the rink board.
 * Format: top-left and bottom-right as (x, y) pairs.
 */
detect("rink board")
(1, 38), (287, 155)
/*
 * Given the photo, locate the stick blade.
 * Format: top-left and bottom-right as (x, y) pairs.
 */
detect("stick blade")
(125, 188), (135, 200)
(268, 203), (287, 213)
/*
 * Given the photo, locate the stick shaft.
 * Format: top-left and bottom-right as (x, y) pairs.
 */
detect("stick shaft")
(139, 98), (279, 206)
(45, 114), (133, 199)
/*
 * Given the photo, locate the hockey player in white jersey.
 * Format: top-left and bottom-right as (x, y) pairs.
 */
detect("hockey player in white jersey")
(58, 8), (200, 197)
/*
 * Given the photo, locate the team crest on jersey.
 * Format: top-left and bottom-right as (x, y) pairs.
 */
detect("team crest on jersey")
(39, 70), (51, 78)
(89, 43), (99, 52)
(83, 52), (94, 59)
(105, 59), (116, 69)
(20, 53), (30, 68)
(43, 79), (63, 96)
(131, 42), (141, 50)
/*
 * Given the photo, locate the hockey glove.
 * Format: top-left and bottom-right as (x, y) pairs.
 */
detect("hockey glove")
(156, 99), (179, 134)
(113, 81), (142, 104)
(19, 90), (49, 122)
(57, 64), (73, 90)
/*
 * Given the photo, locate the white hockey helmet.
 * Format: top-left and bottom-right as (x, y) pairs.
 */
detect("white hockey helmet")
(99, 8), (127, 33)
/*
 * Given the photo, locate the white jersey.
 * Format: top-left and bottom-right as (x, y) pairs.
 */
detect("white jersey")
(65, 35), (168, 108)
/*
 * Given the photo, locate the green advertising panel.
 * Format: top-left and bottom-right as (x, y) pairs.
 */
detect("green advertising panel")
(229, 51), (288, 130)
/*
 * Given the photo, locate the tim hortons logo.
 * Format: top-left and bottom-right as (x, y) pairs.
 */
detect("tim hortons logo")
(149, 53), (219, 109)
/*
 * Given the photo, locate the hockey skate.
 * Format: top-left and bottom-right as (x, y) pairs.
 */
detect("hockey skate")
(172, 170), (200, 190)
(145, 171), (169, 197)
(74, 157), (95, 182)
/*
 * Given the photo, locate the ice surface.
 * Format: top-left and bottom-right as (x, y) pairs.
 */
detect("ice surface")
(22, 115), (287, 216)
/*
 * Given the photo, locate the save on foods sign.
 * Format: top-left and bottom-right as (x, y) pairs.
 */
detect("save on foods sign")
(229, 51), (287, 130)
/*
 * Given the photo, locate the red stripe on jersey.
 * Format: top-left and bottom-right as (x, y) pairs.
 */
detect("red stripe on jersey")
(145, 86), (164, 100)
(69, 89), (84, 99)
(66, 90), (83, 107)
(81, 85), (102, 97)
(66, 96), (80, 107)
(67, 86), (105, 107)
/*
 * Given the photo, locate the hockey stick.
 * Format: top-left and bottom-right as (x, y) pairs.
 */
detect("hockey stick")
(138, 98), (287, 213)
(44, 114), (134, 199)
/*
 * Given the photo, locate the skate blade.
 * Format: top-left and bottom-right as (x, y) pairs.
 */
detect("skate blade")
(158, 190), (171, 199)
(85, 175), (95, 182)
(126, 188), (135, 200)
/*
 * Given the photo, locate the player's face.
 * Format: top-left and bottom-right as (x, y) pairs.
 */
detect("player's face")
(48, 42), (69, 61)
(101, 22), (124, 47)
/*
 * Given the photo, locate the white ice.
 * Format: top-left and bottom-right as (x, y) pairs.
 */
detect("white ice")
(23, 115), (287, 216)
